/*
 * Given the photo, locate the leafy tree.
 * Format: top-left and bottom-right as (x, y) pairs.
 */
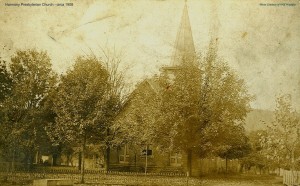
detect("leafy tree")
(97, 48), (128, 172)
(156, 41), (253, 174)
(0, 59), (13, 162)
(241, 130), (269, 174)
(38, 88), (68, 165)
(49, 56), (119, 183)
(260, 94), (300, 171)
(215, 124), (251, 173)
(0, 49), (57, 169)
(0, 59), (12, 102)
(116, 41), (253, 175)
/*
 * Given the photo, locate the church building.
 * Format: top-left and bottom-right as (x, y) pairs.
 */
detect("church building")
(108, 1), (240, 176)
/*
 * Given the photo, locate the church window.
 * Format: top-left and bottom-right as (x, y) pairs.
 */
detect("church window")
(170, 152), (182, 166)
(119, 144), (130, 163)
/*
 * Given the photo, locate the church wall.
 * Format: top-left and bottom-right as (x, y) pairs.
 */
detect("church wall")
(109, 146), (184, 173)
(189, 154), (241, 176)
(109, 148), (119, 164)
(106, 1), (242, 176)
(109, 147), (241, 176)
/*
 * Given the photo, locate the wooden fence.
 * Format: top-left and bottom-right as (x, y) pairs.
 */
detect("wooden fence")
(0, 171), (192, 186)
(0, 164), (186, 176)
(0, 162), (186, 177)
(282, 169), (300, 186)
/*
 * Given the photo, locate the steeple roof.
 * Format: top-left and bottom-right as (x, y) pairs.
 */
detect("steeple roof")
(171, 1), (196, 66)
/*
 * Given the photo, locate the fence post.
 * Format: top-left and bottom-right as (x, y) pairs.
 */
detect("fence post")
(186, 171), (189, 186)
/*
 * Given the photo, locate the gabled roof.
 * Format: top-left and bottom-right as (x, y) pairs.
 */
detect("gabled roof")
(146, 78), (161, 94)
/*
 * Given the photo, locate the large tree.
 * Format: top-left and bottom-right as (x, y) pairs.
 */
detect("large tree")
(0, 59), (12, 102)
(116, 41), (253, 175)
(0, 59), (13, 162)
(97, 48), (128, 172)
(260, 94), (300, 171)
(241, 130), (269, 174)
(0, 50), (57, 169)
(215, 124), (251, 173)
(49, 56), (124, 183)
(156, 42), (253, 174)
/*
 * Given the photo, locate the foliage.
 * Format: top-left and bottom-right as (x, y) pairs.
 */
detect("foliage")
(48, 55), (125, 182)
(157, 41), (253, 156)
(48, 56), (109, 146)
(240, 130), (269, 172)
(0, 59), (12, 102)
(260, 94), (300, 170)
(0, 49), (57, 166)
(115, 40), (253, 175)
(0, 59), (13, 160)
(215, 124), (251, 161)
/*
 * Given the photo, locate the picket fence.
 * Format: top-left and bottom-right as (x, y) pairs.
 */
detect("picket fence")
(0, 171), (191, 186)
(282, 169), (300, 186)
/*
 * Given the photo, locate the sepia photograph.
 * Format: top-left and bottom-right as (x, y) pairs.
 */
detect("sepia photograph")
(0, 0), (299, 185)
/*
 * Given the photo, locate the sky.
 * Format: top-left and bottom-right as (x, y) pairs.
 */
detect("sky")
(0, 0), (299, 111)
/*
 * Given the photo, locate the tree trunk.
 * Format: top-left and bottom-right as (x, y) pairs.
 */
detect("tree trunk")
(67, 154), (71, 166)
(35, 151), (39, 164)
(11, 149), (15, 172)
(187, 149), (192, 177)
(225, 157), (228, 174)
(105, 145), (110, 172)
(145, 145), (148, 175)
(80, 133), (86, 184)
(26, 149), (34, 171)
(134, 153), (137, 172)
(105, 128), (111, 172)
(259, 167), (262, 175)
(52, 154), (57, 166)
(291, 149), (297, 183)
(78, 152), (82, 171)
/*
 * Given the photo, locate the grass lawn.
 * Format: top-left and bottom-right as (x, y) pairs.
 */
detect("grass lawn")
(0, 173), (282, 186)
(191, 174), (282, 186)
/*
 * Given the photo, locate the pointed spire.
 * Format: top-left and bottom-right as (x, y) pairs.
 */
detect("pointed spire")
(171, 1), (196, 66)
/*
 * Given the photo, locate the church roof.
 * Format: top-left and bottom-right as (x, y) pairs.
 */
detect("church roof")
(117, 2), (196, 123)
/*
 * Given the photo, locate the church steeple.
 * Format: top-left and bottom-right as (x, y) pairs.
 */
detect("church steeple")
(161, 1), (196, 76)
(171, 1), (196, 66)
